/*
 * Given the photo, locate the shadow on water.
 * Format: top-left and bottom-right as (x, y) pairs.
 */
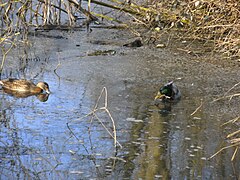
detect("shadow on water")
(0, 29), (239, 179)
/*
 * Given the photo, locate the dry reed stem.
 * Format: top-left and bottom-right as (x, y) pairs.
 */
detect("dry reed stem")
(69, 87), (122, 149)
(217, 116), (240, 161)
(88, 0), (144, 15)
(210, 80), (240, 160)
(231, 147), (238, 161)
(221, 116), (240, 126)
(209, 142), (240, 160)
(230, 138), (240, 144)
(224, 82), (240, 96)
(0, 40), (16, 73)
(213, 115), (240, 161)
(227, 129), (240, 139)
(110, 156), (126, 162)
(212, 93), (240, 102)
(91, 12), (124, 23)
(68, 0), (98, 21)
(190, 99), (203, 116)
(91, 87), (122, 148)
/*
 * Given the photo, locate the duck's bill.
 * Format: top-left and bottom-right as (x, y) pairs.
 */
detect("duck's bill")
(154, 92), (165, 100)
(46, 89), (51, 94)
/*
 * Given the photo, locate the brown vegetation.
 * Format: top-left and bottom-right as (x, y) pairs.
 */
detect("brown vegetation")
(210, 82), (240, 160)
(144, 0), (240, 59)
(1, 0), (239, 59)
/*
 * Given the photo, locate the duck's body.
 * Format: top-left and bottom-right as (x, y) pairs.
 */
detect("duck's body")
(0, 78), (50, 95)
(155, 81), (181, 102)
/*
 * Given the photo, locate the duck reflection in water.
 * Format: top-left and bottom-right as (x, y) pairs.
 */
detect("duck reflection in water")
(0, 78), (50, 102)
(154, 81), (181, 115)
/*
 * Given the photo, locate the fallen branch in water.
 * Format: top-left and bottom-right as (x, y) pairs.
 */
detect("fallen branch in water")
(69, 87), (122, 149)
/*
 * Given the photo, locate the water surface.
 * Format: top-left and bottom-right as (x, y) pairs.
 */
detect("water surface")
(0, 29), (239, 179)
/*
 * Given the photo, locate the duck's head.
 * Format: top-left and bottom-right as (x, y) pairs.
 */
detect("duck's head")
(36, 82), (50, 94)
(155, 81), (180, 101)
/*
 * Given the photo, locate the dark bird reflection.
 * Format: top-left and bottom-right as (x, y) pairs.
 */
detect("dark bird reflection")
(36, 93), (50, 102)
(154, 100), (172, 116)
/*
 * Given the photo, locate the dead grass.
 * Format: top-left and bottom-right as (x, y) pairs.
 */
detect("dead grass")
(210, 82), (240, 161)
(1, 0), (239, 60)
(127, 0), (240, 59)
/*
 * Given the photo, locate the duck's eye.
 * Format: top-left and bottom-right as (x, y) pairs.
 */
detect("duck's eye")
(44, 82), (49, 88)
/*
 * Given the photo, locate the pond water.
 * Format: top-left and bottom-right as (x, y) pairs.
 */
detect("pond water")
(0, 29), (239, 179)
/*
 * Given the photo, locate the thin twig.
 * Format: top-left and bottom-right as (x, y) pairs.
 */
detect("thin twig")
(66, 122), (90, 154)
(190, 99), (203, 116)
(68, 87), (122, 149)
(212, 93), (240, 102)
(94, 113), (122, 148)
(227, 129), (240, 138)
(221, 116), (240, 126)
(209, 142), (240, 159)
(231, 147), (238, 161)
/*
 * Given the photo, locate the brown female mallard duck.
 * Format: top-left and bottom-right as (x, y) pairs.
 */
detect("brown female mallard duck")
(0, 78), (50, 95)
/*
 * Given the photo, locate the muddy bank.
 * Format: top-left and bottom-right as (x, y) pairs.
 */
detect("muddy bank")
(0, 28), (239, 179)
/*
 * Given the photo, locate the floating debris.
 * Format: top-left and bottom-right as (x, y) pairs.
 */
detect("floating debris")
(126, 118), (143, 122)
(148, 136), (160, 140)
(155, 175), (163, 178)
(69, 150), (76, 155)
(156, 43), (166, 48)
(70, 171), (84, 174)
(193, 117), (201, 120)
(87, 50), (116, 56)
(123, 39), (143, 47)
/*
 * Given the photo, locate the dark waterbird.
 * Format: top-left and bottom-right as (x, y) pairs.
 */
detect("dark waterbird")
(155, 81), (181, 102)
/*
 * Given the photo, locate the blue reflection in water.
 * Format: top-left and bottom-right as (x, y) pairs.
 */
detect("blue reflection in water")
(0, 73), (117, 179)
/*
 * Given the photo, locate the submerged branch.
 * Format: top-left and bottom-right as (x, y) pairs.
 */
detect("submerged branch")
(68, 87), (122, 149)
